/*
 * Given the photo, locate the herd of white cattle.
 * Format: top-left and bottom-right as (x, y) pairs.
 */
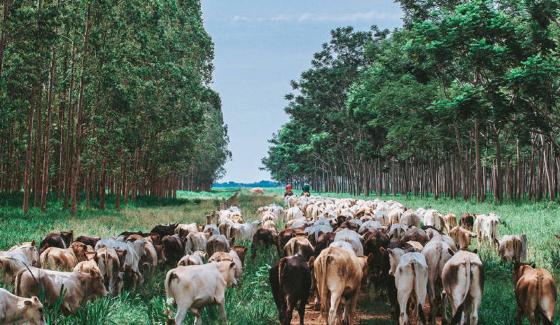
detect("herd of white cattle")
(0, 194), (556, 325)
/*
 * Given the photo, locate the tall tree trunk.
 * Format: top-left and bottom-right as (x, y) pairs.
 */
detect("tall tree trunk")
(40, 49), (56, 211)
(23, 94), (36, 213)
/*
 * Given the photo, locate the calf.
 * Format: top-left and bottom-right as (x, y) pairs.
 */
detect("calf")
(39, 230), (73, 253)
(499, 234), (527, 263)
(386, 248), (428, 325)
(165, 261), (237, 325)
(514, 263), (556, 325)
(0, 288), (45, 325)
(314, 246), (366, 325)
(15, 267), (107, 314)
(269, 254), (312, 325)
(442, 250), (484, 324)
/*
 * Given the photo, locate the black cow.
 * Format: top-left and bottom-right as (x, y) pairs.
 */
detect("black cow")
(269, 254), (312, 325)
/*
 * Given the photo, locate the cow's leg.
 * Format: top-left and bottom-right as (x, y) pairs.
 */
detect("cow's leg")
(396, 273), (413, 325)
(218, 302), (228, 324)
(514, 306), (523, 325)
(328, 291), (341, 325)
(297, 297), (306, 325)
(174, 306), (187, 325)
(284, 297), (295, 325)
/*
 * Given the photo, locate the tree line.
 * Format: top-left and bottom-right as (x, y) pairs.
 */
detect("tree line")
(0, 0), (229, 213)
(263, 0), (560, 203)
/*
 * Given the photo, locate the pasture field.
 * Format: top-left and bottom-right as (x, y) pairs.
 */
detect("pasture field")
(0, 189), (559, 324)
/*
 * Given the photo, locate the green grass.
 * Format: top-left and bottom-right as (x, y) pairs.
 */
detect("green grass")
(1, 190), (559, 324)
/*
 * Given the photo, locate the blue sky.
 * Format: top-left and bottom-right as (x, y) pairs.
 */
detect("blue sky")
(202, 1), (403, 182)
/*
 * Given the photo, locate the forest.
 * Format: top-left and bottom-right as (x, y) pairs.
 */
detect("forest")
(263, 0), (560, 203)
(0, 0), (230, 213)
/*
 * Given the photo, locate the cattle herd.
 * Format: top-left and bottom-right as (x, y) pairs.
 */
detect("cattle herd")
(0, 195), (557, 325)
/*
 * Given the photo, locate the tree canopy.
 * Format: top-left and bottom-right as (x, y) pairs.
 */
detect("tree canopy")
(0, 0), (229, 212)
(264, 0), (560, 202)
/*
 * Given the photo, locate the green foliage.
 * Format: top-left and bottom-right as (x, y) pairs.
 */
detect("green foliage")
(265, 0), (560, 202)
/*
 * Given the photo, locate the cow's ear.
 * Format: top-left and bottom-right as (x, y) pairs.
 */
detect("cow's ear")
(229, 262), (235, 269)
(24, 299), (32, 306)
(31, 240), (36, 247)
(379, 247), (386, 255)
(32, 296), (40, 303)
(89, 269), (99, 278)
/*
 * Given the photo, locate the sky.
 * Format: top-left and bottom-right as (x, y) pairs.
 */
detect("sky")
(202, 0), (403, 183)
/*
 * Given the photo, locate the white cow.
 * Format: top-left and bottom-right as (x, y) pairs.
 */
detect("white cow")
(442, 250), (484, 324)
(333, 229), (363, 256)
(386, 248), (428, 325)
(165, 261), (237, 325)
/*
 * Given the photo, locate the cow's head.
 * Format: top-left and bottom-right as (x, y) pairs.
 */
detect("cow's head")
(81, 269), (109, 300)
(60, 230), (74, 247)
(71, 242), (89, 262)
(21, 296), (46, 325)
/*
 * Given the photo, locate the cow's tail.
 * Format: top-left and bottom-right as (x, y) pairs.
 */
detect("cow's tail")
(318, 254), (331, 319)
(451, 260), (471, 324)
(536, 273), (554, 325)
(165, 270), (179, 305)
(278, 257), (288, 290)
(411, 261), (426, 324)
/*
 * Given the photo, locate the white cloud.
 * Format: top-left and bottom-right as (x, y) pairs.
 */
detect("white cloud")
(231, 11), (401, 23)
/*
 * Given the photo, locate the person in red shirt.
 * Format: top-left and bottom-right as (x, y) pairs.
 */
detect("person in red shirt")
(284, 184), (294, 198)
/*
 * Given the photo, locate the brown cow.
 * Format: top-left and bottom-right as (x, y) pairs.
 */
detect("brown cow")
(95, 247), (124, 296)
(460, 213), (475, 231)
(207, 234), (231, 258)
(39, 230), (73, 253)
(449, 226), (476, 251)
(75, 236), (101, 248)
(514, 263), (557, 325)
(232, 246), (248, 265)
(269, 254), (312, 325)
(73, 252), (102, 278)
(251, 228), (277, 259)
(162, 234), (185, 266)
(314, 246), (366, 325)
(40, 242), (88, 271)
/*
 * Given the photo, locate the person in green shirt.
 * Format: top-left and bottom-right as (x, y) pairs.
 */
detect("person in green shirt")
(302, 183), (311, 197)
